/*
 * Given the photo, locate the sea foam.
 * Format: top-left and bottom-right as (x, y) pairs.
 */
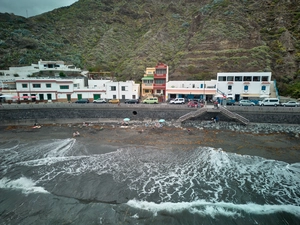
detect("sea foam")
(0, 177), (49, 194)
(126, 199), (300, 218)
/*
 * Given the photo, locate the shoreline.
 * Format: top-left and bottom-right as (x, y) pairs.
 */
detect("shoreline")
(1, 121), (300, 164)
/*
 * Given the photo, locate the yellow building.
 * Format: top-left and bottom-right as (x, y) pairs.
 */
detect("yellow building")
(141, 67), (155, 98)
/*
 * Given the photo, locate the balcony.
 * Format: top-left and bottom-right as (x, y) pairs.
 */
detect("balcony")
(154, 73), (166, 79)
(153, 83), (166, 89)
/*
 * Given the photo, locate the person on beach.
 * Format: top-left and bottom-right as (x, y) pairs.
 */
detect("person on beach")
(73, 131), (80, 137)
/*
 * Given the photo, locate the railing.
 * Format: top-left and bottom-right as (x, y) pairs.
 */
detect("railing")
(220, 106), (249, 125)
(177, 107), (208, 122)
(176, 105), (250, 125)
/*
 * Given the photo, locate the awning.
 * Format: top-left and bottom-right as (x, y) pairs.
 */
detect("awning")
(142, 76), (154, 80)
(240, 94), (260, 97)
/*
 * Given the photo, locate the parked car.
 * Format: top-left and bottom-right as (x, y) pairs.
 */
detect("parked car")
(239, 100), (255, 106)
(281, 101), (299, 107)
(75, 99), (89, 103)
(108, 99), (120, 104)
(187, 101), (199, 108)
(259, 98), (280, 106)
(125, 99), (139, 104)
(93, 98), (106, 103)
(226, 98), (236, 105)
(143, 97), (158, 104)
(170, 98), (185, 104)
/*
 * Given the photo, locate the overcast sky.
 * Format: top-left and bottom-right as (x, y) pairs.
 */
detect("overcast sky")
(0, 0), (78, 17)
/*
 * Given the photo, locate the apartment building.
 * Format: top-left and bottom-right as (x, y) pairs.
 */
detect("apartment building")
(166, 80), (217, 102)
(216, 72), (274, 102)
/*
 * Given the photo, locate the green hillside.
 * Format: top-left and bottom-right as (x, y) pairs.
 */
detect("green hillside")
(0, 0), (299, 97)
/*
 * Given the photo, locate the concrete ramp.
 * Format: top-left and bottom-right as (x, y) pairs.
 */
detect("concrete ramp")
(176, 106), (249, 125)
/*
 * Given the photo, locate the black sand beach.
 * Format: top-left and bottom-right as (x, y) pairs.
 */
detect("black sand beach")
(1, 122), (299, 163)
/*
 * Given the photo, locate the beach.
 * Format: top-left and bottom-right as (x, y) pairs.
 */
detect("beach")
(1, 121), (299, 163)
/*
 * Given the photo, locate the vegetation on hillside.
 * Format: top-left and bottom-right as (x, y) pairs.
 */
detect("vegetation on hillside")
(0, 0), (299, 98)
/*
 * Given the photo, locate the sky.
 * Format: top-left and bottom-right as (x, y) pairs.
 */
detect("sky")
(0, 0), (78, 17)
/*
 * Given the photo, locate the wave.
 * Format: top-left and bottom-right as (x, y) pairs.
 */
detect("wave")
(0, 176), (49, 194)
(0, 140), (299, 208)
(126, 199), (300, 218)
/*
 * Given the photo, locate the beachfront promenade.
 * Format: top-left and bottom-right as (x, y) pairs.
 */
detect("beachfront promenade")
(1, 101), (300, 112)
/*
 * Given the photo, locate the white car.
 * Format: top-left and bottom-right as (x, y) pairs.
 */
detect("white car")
(170, 98), (185, 104)
(239, 100), (255, 106)
(281, 101), (299, 107)
(93, 98), (106, 103)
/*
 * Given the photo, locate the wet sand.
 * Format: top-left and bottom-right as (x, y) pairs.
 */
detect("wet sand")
(1, 123), (300, 164)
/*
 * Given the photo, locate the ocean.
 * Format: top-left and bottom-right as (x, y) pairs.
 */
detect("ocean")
(0, 138), (299, 225)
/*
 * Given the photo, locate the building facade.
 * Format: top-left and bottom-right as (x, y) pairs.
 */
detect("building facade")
(216, 72), (274, 102)
(166, 80), (217, 102)
(141, 67), (155, 98)
(13, 78), (140, 102)
(141, 63), (168, 102)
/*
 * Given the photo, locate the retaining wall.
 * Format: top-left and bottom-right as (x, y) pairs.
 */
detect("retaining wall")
(0, 105), (299, 125)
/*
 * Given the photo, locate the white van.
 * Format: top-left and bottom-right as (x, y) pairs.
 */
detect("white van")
(259, 98), (280, 106)
(170, 98), (185, 104)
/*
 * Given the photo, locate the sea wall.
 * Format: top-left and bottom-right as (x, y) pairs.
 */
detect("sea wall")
(0, 104), (300, 125)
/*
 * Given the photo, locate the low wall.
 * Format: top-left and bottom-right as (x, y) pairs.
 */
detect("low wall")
(0, 105), (300, 125)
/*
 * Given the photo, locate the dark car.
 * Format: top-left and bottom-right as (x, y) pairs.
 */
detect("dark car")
(125, 99), (139, 104)
(75, 99), (89, 103)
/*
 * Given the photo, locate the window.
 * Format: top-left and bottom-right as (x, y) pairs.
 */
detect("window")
(113, 95), (116, 99)
(122, 95), (125, 99)
(156, 69), (166, 74)
(156, 90), (161, 94)
(262, 76), (269, 81)
(192, 84), (195, 88)
(228, 85), (232, 90)
(235, 76), (242, 81)
(46, 84), (51, 88)
(22, 84), (28, 88)
(200, 84), (204, 88)
(261, 85), (266, 91)
(244, 85), (249, 91)
(227, 76), (234, 81)
(32, 84), (41, 88)
(218, 76), (226, 81)
(111, 86), (116, 91)
(121, 86), (127, 91)
(155, 79), (165, 84)
(145, 90), (150, 93)
(253, 76), (260, 81)
(243, 76), (252, 81)
(60, 85), (69, 89)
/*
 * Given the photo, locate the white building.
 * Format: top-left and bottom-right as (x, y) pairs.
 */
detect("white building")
(216, 72), (274, 102)
(12, 78), (140, 102)
(0, 59), (81, 82)
(104, 80), (140, 100)
(166, 80), (217, 101)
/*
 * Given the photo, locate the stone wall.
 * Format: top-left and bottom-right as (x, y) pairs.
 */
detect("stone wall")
(0, 107), (300, 125)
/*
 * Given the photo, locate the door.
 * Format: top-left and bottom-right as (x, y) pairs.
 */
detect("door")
(235, 94), (240, 101)
(77, 94), (82, 100)
(94, 94), (100, 100)
(67, 94), (71, 102)
(47, 94), (52, 100)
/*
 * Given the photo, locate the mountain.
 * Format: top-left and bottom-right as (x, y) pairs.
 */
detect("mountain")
(0, 0), (299, 97)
